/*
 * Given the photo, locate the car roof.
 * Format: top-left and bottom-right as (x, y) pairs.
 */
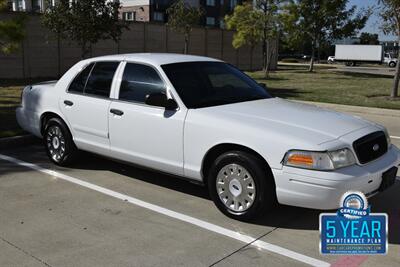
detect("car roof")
(86, 53), (222, 66)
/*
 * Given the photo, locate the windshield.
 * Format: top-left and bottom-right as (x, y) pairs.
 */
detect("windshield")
(161, 62), (271, 108)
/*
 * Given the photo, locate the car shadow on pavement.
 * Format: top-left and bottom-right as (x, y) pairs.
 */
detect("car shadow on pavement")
(70, 151), (400, 245)
(2, 145), (399, 245)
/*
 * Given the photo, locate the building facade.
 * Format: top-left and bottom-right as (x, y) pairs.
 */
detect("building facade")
(9, 0), (54, 12)
(9, 0), (241, 28)
(381, 40), (399, 57)
(120, 0), (241, 28)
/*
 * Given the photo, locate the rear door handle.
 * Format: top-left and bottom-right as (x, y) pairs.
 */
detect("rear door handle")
(110, 108), (124, 116)
(64, 100), (73, 106)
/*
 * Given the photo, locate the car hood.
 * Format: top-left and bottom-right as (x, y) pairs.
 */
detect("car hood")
(201, 98), (373, 145)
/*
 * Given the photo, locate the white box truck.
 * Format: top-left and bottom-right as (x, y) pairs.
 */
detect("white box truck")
(334, 44), (397, 67)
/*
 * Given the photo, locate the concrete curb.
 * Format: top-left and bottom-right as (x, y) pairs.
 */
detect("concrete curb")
(328, 69), (394, 78)
(295, 100), (400, 118)
(0, 135), (40, 149)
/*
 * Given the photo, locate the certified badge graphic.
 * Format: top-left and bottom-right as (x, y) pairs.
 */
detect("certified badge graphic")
(320, 191), (388, 254)
(338, 191), (370, 219)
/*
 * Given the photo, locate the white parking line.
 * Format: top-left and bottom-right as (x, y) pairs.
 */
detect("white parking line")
(0, 154), (329, 267)
(391, 136), (400, 140)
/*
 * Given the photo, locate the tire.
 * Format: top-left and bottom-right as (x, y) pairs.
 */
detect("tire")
(43, 117), (78, 166)
(345, 61), (356, 67)
(207, 151), (276, 221)
(389, 61), (396, 68)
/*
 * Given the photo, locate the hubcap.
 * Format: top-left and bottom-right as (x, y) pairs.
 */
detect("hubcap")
(46, 126), (66, 162)
(216, 163), (256, 212)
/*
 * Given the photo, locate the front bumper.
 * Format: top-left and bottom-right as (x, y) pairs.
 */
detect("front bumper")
(273, 145), (400, 210)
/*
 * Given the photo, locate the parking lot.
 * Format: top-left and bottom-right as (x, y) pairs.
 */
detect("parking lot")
(1, 103), (399, 267)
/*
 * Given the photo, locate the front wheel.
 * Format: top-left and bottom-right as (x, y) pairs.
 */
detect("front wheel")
(208, 151), (276, 221)
(44, 117), (78, 166)
(389, 61), (396, 68)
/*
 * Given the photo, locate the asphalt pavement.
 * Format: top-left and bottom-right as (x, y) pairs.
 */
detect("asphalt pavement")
(0, 103), (399, 267)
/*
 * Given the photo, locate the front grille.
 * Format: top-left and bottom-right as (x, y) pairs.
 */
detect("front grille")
(353, 131), (387, 164)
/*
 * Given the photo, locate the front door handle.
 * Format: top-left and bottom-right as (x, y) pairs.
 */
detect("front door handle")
(64, 100), (74, 106)
(110, 108), (124, 116)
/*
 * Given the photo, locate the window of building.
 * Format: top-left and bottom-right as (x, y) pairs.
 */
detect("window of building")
(230, 0), (237, 9)
(206, 17), (215, 26)
(119, 63), (165, 104)
(123, 12), (135, 21)
(219, 18), (224, 29)
(16, 0), (25, 11)
(84, 62), (120, 98)
(32, 0), (41, 12)
(153, 12), (164, 22)
(220, 0), (224, 6)
(207, 0), (215, 6)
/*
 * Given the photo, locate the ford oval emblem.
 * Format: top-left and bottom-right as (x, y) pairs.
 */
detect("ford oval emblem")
(373, 144), (380, 151)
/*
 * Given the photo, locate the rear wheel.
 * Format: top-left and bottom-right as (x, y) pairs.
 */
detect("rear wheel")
(208, 151), (276, 221)
(389, 61), (396, 68)
(44, 118), (78, 166)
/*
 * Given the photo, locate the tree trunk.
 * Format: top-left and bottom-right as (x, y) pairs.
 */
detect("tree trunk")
(391, 35), (400, 98)
(263, 38), (268, 78)
(262, 25), (267, 77)
(267, 44), (275, 72)
(81, 42), (90, 59)
(309, 44), (315, 72)
(250, 45), (254, 72)
(184, 33), (189, 54)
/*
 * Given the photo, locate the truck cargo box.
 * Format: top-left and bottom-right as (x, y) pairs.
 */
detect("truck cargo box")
(335, 45), (383, 62)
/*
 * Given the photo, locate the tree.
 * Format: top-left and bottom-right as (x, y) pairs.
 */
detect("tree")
(254, 0), (281, 77)
(359, 32), (379, 45)
(166, 0), (203, 54)
(282, 0), (369, 72)
(42, 0), (127, 59)
(380, 0), (400, 98)
(0, 0), (25, 54)
(225, 3), (264, 71)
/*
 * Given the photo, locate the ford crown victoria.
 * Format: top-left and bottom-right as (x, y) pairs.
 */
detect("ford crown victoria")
(16, 53), (400, 220)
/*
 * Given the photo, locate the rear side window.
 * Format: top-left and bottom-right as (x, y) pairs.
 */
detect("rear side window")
(84, 62), (120, 97)
(119, 63), (165, 103)
(68, 63), (94, 93)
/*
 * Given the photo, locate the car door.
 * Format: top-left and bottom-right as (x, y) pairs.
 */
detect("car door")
(109, 62), (185, 176)
(60, 61), (120, 154)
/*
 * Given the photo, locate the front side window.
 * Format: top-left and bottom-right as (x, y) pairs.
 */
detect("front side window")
(84, 62), (120, 97)
(119, 63), (165, 104)
(68, 63), (94, 93)
(162, 62), (271, 108)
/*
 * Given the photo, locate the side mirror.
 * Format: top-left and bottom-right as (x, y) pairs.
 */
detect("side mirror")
(145, 92), (178, 110)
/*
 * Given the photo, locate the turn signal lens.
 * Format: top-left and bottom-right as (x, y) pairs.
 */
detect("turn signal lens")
(287, 154), (313, 166)
(283, 148), (356, 171)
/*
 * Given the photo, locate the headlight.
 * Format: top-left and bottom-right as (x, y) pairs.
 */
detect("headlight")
(283, 148), (356, 171)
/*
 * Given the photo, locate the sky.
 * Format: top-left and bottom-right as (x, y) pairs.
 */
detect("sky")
(349, 0), (395, 41)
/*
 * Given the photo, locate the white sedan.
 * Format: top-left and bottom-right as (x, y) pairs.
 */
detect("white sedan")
(17, 53), (400, 220)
